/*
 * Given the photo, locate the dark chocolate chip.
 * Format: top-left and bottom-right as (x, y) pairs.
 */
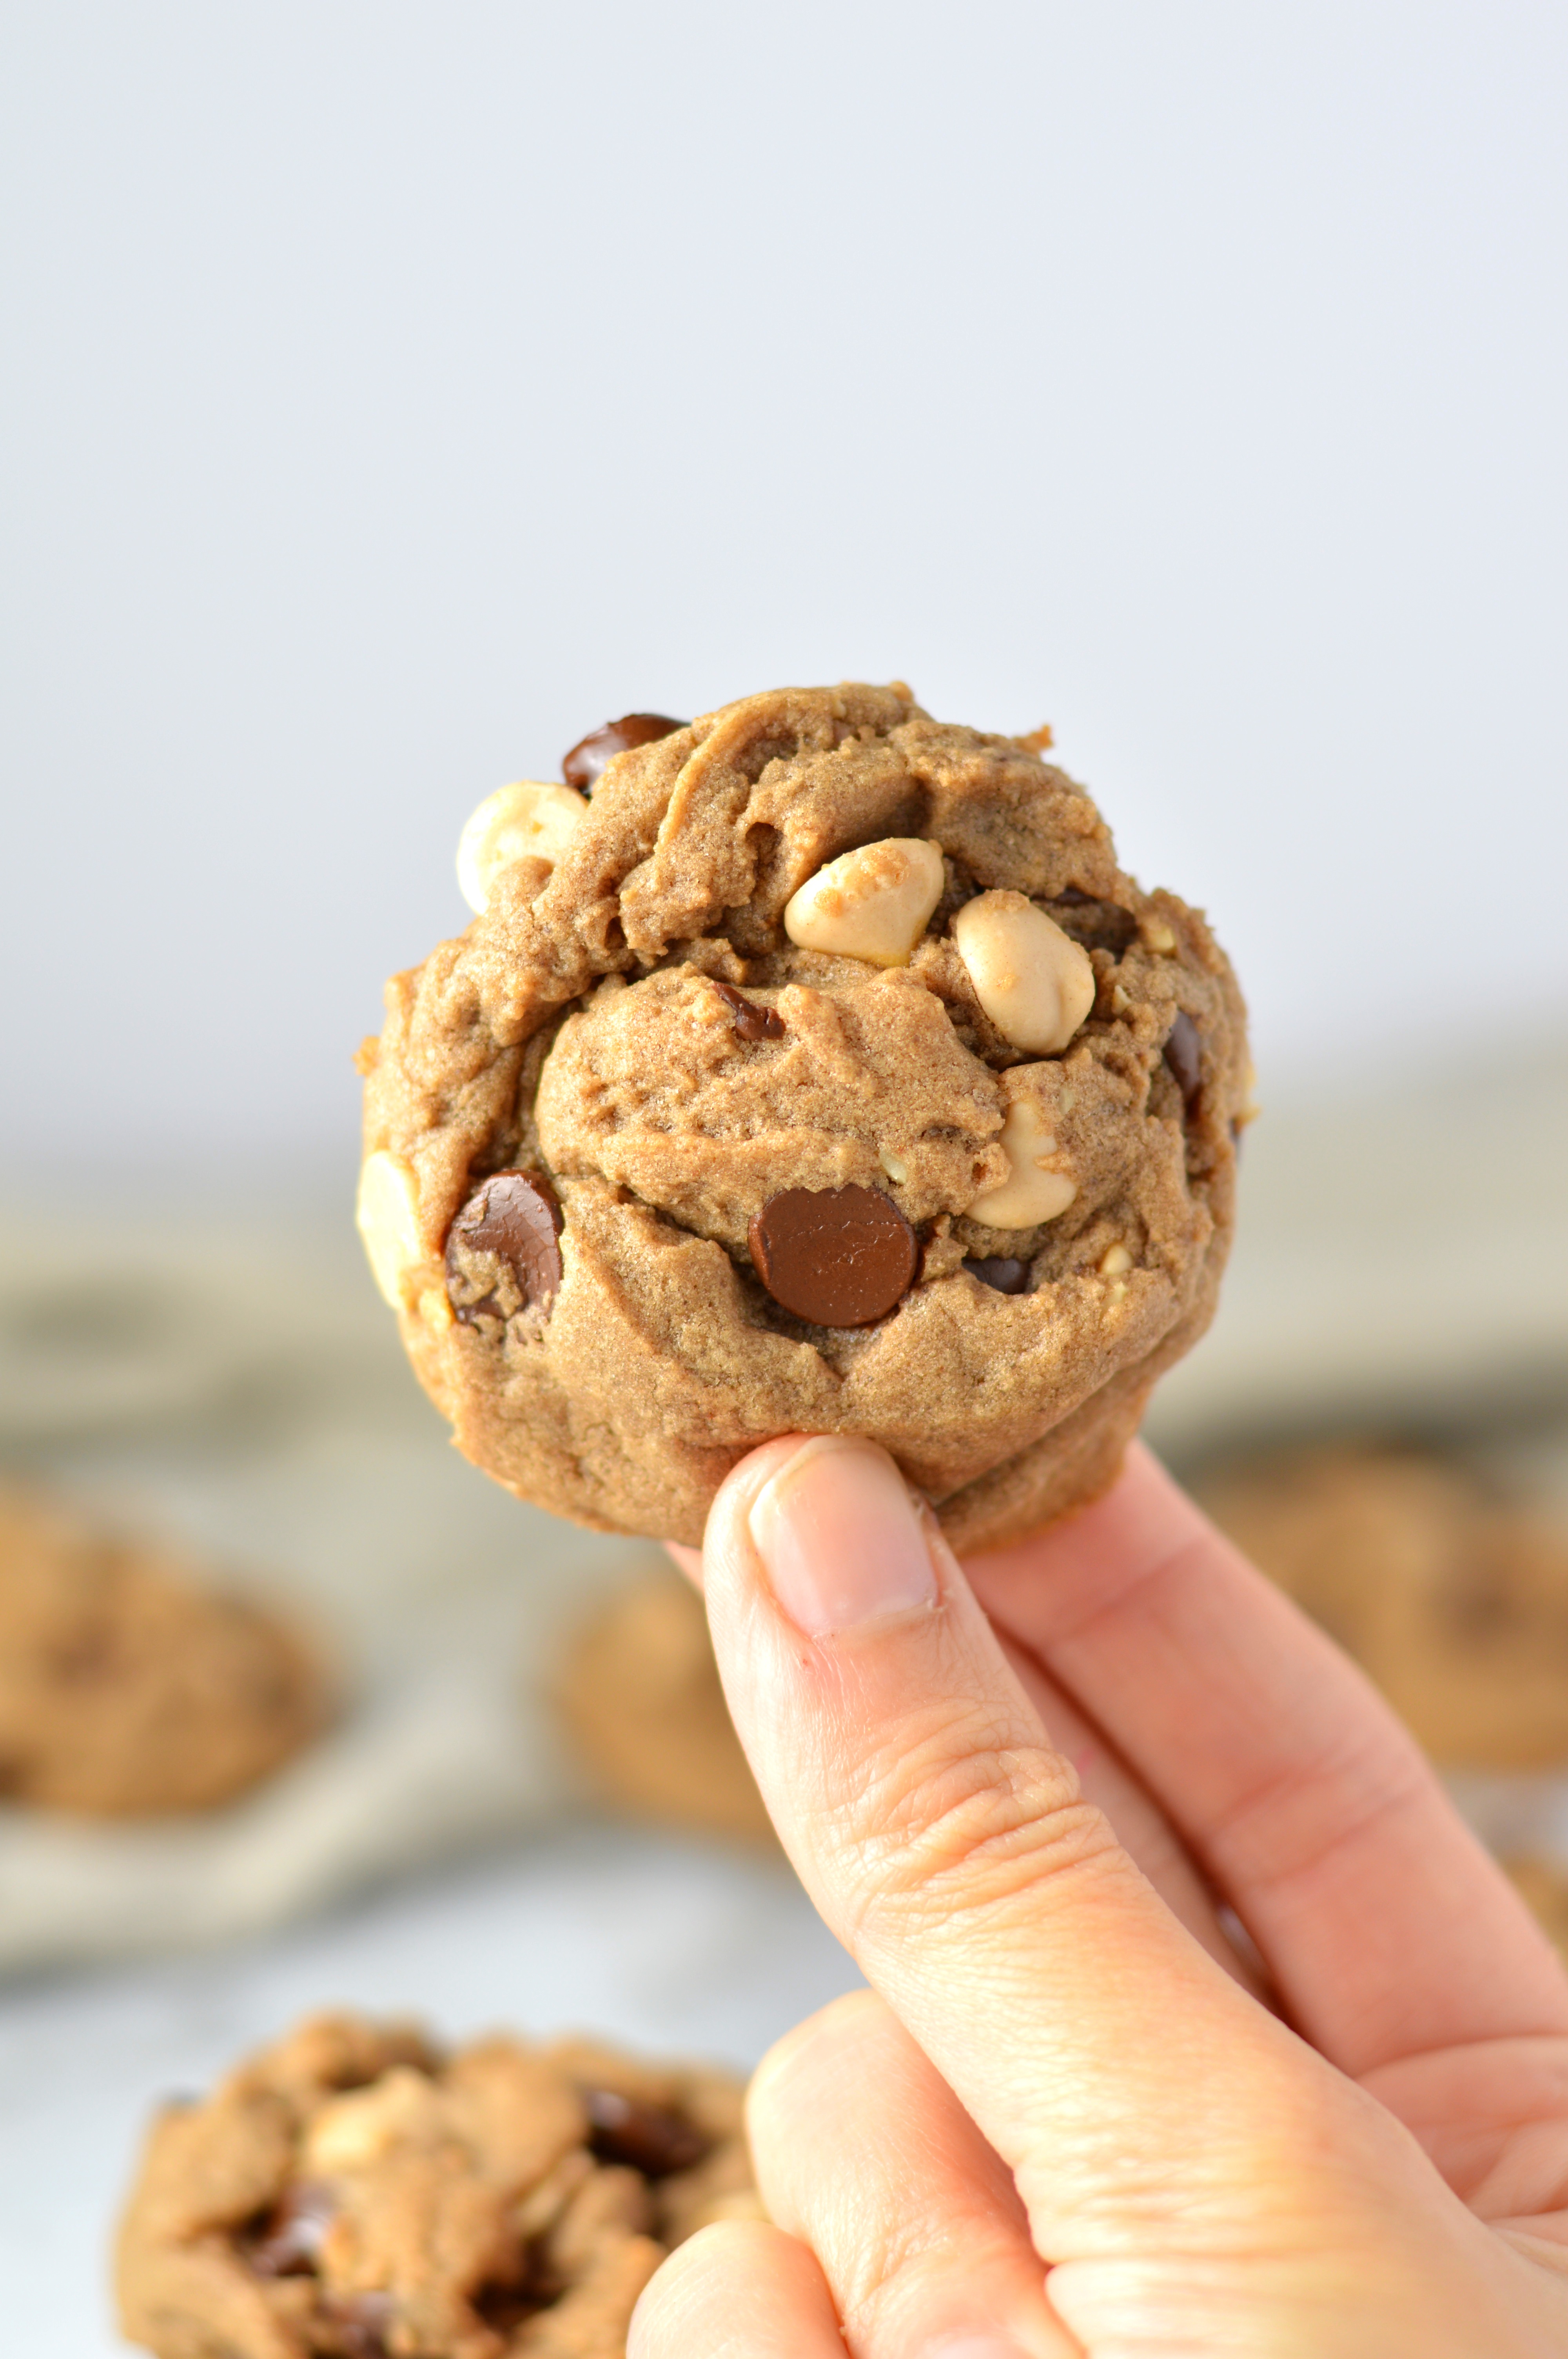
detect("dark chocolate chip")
(964, 1256), (1031, 1294)
(710, 979), (785, 1041)
(321, 2292), (396, 2359)
(748, 1185), (918, 1328)
(245, 2181), (336, 2277)
(445, 1170), (563, 1323)
(562, 714), (688, 794)
(1162, 1011), (1203, 1112)
(1046, 894), (1139, 956)
(474, 2278), (538, 2335)
(583, 2086), (708, 2177)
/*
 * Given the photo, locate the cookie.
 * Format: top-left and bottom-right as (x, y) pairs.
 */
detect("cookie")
(358, 684), (1248, 1549)
(0, 1487), (327, 1816)
(556, 1571), (772, 1846)
(1505, 1858), (1568, 1957)
(1193, 1446), (1568, 1769)
(116, 2010), (758, 2359)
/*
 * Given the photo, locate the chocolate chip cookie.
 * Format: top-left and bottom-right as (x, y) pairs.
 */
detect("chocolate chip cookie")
(557, 1570), (773, 1846)
(1194, 1445), (1568, 1769)
(116, 2010), (757, 2359)
(1506, 1857), (1568, 1957)
(0, 1487), (327, 1816)
(358, 684), (1249, 1549)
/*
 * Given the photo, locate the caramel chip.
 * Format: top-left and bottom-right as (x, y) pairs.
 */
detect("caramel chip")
(748, 1185), (916, 1327)
(562, 713), (688, 794)
(445, 1171), (563, 1322)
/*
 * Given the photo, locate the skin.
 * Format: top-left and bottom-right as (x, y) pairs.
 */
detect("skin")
(633, 1437), (1568, 2359)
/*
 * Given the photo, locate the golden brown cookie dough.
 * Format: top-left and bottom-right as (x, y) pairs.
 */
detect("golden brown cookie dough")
(359, 683), (1248, 1548)
(116, 2010), (758, 2359)
(556, 1571), (772, 1846)
(1194, 1445), (1568, 1769)
(0, 1487), (327, 1816)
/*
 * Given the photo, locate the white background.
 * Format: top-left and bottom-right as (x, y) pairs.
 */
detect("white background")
(2, 17), (1566, 2348)
(3, 0), (1566, 1180)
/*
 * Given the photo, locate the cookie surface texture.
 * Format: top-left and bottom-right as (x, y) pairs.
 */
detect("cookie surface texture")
(115, 2009), (757, 2359)
(359, 683), (1249, 1547)
(0, 1487), (326, 1816)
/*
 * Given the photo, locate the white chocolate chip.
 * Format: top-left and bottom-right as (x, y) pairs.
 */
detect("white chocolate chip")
(967, 1099), (1078, 1229)
(783, 838), (945, 967)
(456, 780), (589, 914)
(1098, 1242), (1132, 1276)
(304, 2069), (445, 2175)
(1143, 920), (1178, 955)
(952, 891), (1096, 1055)
(356, 1151), (427, 1310)
(878, 1147), (910, 1184)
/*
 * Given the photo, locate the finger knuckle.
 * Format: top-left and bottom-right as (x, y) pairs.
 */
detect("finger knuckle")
(827, 1697), (1121, 1942)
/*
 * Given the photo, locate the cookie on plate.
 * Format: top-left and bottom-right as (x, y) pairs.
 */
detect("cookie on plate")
(358, 684), (1248, 1549)
(1194, 1445), (1568, 1769)
(0, 1487), (327, 1816)
(116, 2010), (757, 2359)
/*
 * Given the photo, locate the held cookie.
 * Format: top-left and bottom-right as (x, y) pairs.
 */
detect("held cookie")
(358, 684), (1249, 1548)
(0, 1487), (327, 1816)
(116, 2010), (757, 2359)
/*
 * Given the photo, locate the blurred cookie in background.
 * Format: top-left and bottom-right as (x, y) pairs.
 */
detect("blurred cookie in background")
(0, 1486), (328, 1816)
(1192, 1444), (1568, 1771)
(555, 1569), (773, 1846)
(116, 2008), (758, 2359)
(1504, 1857), (1568, 1957)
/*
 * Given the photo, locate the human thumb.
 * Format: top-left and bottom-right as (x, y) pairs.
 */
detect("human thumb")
(698, 1433), (1522, 2356)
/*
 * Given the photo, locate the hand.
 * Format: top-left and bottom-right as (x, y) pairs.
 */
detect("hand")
(634, 1438), (1568, 2358)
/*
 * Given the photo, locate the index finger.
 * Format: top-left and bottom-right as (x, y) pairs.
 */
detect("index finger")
(964, 1443), (1568, 2079)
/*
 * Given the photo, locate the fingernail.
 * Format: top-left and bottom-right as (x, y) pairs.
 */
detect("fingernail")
(748, 1437), (939, 1635)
